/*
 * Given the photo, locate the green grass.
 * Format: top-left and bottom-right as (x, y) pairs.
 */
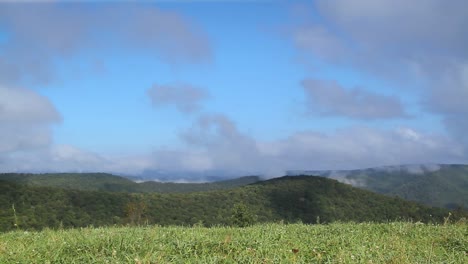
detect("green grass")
(1, 222), (466, 263)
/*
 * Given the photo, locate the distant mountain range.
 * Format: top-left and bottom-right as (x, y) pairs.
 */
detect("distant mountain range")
(0, 173), (260, 194)
(1, 163), (467, 211)
(288, 164), (468, 209)
(129, 169), (246, 182)
(1, 174), (461, 232)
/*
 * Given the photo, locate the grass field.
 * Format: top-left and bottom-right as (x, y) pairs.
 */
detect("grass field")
(0, 222), (466, 263)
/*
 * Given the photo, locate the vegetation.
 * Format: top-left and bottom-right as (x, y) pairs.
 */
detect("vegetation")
(1, 171), (466, 262)
(3, 164), (467, 211)
(0, 173), (260, 193)
(0, 222), (466, 263)
(231, 203), (256, 227)
(1, 176), (465, 232)
(340, 164), (468, 209)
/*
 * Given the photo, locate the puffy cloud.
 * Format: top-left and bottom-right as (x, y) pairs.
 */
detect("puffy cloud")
(292, 25), (347, 62)
(142, 114), (464, 179)
(301, 79), (408, 119)
(259, 127), (464, 172)
(0, 86), (61, 124)
(316, 0), (468, 58)
(425, 64), (468, 148)
(0, 2), (211, 85)
(0, 125), (51, 154)
(289, 0), (468, 152)
(0, 86), (61, 153)
(0, 86), (61, 172)
(0, 2), (213, 174)
(147, 83), (209, 114)
(0, 144), (156, 175)
(179, 114), (266, 173)
(1, 145), (108, 173)
(290, 0), (468, 81)
(1, 111), (463, 178)
(426, 64), (468, 115)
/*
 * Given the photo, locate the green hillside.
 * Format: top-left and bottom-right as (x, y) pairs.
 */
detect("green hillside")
(0, 173), (260, 193)
(341, 164), (468, 209)
(0, 176), (461, 232)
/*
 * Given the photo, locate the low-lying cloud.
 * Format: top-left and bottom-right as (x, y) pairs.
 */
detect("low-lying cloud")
(1, 119), (463, 179)
(130, 121), (465, 179)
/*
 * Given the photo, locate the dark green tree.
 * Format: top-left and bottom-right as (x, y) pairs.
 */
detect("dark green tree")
(124, 199), (147, 226)
(231, 203), (256, 227)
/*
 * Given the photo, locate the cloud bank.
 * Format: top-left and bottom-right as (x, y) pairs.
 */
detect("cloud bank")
(291, 0), (468, 155)
(137, 113), (464, 179)
(0, 2), (212, 175)
(0, 3), (211, 85)
(0, 1), (467, 179)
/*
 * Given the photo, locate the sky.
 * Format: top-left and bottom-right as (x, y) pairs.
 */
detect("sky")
(1, 0), (468, 179)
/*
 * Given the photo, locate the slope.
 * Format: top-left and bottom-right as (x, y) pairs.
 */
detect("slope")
(1, 175), (461, 232)
(289, 164), (468, 209)
(0, 173), (261, 193)
(340, 165), (468, 209)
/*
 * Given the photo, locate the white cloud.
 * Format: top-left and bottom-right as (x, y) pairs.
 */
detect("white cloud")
(289, 0), (468, 153)
(0, 86), (61, 124)
(1, 115), (463, 178)
(1, 1), (467, 177)
(0, 86), (61, 154)
(262, 126), (464, 172)
(179, 114), (265, 173)
(0, 3), (211, 85)
(396, 127), (421, 141)
(0, 3), (213, 174)
(302, 79), (408, 119)
(0, 144), (154, 175)
(315, 0), (468, 62)
(292, 25), (348, 62)
(139, 116), (465, 179)
(147, 83), (209, 114)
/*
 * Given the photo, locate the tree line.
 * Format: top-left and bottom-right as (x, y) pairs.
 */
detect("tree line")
(1, 176), (465, 232)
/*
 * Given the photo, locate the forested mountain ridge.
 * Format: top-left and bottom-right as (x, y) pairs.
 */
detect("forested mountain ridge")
(1, 175), (463, 232)
(2, 164), (467, 210)
(0, 173), (261, 193)
(289, 164), (468, 209)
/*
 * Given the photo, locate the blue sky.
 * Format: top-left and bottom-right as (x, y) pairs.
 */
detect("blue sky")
(1, 1), (467, 179)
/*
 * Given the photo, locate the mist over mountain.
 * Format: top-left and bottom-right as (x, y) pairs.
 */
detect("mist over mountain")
(288, 164), (468, 209)
(2, 163), (467, 211)
(132, 169), (250, 183)
(2, 173), (464, 232)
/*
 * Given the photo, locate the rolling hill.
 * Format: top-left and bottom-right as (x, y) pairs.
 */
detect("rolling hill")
(289, 164), (468, 209)
(0, 173), (261, 193)
(0, 175), (461, 232)
(3, 164), (468, 212)
(3, 164), (467, 211)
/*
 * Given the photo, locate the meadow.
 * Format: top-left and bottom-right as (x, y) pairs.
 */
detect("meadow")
(1, 222), (466, 263)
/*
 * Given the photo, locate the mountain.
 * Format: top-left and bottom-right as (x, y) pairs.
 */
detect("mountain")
(0, 173), (261, 193)
(288, 164), (468, 209)
(1, 175), (462, 232)
(131, 169), (247, 182)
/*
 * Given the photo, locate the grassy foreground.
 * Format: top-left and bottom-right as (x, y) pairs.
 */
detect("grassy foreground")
(0, 222), (466, 263)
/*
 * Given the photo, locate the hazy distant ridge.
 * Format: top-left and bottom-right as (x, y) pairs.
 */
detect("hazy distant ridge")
(289, 164), (468, 209)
